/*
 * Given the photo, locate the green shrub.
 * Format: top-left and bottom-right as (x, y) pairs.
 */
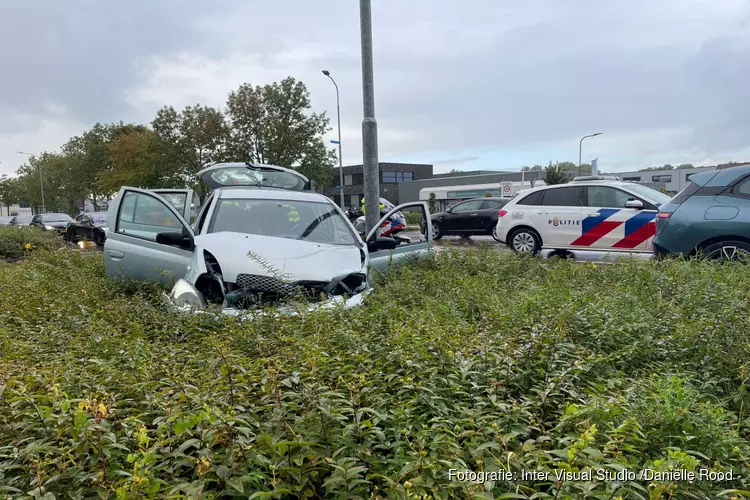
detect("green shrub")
(1, 248), (750, 498)
(0, 225), (64, 260)
(404, 211), (424, 225)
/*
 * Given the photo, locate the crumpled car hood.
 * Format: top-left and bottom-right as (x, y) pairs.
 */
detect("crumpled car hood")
(193, 232), (364, 283)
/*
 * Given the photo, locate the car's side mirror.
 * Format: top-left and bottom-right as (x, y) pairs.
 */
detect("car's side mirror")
(368, 237), (399, 253)
(156, 231), (194, 250)
(625, 199), (644, 209)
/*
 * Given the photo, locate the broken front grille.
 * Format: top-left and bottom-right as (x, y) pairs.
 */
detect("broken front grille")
(235, 274), (328, 299)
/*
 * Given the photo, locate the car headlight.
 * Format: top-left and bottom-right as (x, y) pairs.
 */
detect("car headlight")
(169, 279), (206, 310)
(44, 225), (55, 230)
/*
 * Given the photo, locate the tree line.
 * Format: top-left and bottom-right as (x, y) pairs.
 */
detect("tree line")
(0, 77), (336, 215)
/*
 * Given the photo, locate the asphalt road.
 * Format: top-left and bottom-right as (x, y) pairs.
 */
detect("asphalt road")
(402, 232), (653, 263)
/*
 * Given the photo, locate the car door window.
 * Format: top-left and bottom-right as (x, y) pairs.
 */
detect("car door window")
(541, 187), (583, 206)
(734, 177), (750, 198)
(586, 187), (633, 208)
(116, 192), (184, 241)
(451, 200), (483, 212)
(480, 200), (502, 210)
(195, 194), (215, 234)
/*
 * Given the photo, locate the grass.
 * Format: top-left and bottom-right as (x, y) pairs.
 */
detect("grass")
(1, 247), (750, 498)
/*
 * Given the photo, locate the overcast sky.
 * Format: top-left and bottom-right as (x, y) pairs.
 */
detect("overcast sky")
(1, 0), (749, 176)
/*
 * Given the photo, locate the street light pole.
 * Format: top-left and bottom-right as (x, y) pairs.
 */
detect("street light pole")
(322, 70), (345, 208)
(578, 133), (602, 176)
(360, 0), (381, 234)
(18, 151), (44, 213)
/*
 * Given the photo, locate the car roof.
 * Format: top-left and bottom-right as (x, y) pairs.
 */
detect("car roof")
(214, 187), (335, 203)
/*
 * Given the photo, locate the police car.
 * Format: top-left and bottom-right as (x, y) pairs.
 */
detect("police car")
(494, 176), (673, 255)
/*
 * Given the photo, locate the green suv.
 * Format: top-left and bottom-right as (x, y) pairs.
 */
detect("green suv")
(653, 165), (750, 260)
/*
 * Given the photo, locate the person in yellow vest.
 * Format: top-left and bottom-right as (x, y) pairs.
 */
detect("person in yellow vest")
(361, 197), (386, 216)
(281, 203), (300, 223)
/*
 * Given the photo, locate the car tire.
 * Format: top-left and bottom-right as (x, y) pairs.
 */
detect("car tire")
(491, 222), (502, 242)
(508, 227), (542, 255)
(93, 230), (105, 247)
(428, 222), (442, 240)
(700, 240), (750, 262)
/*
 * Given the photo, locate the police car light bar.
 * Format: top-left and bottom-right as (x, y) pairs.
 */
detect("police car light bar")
(571, 175), (620, 182)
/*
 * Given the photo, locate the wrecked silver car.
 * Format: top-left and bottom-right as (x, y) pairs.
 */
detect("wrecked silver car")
(104, 163), (433, 313)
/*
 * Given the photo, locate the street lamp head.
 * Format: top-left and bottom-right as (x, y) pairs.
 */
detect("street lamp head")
(594, 132), (603, 136)
(322, 70), (330, 76)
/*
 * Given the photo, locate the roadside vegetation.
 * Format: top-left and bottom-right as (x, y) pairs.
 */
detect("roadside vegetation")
(0, 226), (64, 261)
(1, 248), (750, 498)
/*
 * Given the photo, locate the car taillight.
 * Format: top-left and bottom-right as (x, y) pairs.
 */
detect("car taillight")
(499, 210), (508, 217)
(657, 212), (670, 219)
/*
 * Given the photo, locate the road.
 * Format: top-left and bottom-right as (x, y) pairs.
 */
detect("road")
(403, 232), (653, 263)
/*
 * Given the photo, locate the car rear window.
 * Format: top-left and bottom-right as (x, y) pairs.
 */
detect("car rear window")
(669, 182), (700, 205)
(515, 191), (544, 206)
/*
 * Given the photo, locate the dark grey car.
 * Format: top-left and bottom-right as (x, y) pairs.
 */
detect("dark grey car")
(423, 197), (509, 241)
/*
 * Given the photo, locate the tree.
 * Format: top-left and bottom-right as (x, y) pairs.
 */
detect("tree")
(428, 192), (436, 213)
(639, 164), (676, 171)
(0, 177), (20, 215)
(152, 104), (230, 196)
(63, 122), (149, 207)
(676, 164), (694, 169)
(543, 161), (570, 185)
(484, 192), (492, 197)
(225, 77), (336, 187)
(99, 130), (180, 193)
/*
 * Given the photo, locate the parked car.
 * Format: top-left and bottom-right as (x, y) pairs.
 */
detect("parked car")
(653, 165), (750, 261)
(9, 214), (33, 226)
(104, 162), (433, 315)
(30, 213), (73, 235)
(0, 216), (13, 226)
(494, 176), (672, 255)
(423, 197), (510, 241)
(65, 212), (108, 246)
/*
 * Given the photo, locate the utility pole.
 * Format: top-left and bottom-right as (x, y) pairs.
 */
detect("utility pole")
(360, 0), (380, 234)
(322, 70), (345, 208)
(578, 133), (602, 176)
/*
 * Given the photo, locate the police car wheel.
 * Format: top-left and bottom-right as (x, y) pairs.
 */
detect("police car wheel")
(509, 228), (541, 255)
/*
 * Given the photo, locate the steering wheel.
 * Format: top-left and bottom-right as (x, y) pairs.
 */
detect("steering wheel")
(304, 225), (335, 243)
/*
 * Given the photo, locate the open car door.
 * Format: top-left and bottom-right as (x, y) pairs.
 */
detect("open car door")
(197, 162), (308, 191)
(150, 189), (197, 222)
(104, 187), (196, 286)
(365, 201), (433, 273)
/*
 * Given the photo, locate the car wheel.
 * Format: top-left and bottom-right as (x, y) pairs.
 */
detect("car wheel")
(508, 228), (541, 255)
(491, 222), (502, 242)
(429, 222), (442, 240)
(700, 240), (750, 262)
(549, 249), (574, 259)
(93, 230), (105, 247)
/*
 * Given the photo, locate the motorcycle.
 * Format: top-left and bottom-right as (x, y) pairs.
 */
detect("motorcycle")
(353, 210), (411, 245)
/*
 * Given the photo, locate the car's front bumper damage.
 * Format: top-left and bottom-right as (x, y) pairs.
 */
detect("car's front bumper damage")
(164, 278), (369, 318)
(162, 243), (371, 317)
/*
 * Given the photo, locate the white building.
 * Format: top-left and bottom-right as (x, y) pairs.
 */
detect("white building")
(419, 180), (545, 212)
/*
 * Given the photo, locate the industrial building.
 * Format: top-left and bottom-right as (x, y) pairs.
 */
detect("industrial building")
(398, 170), (547, 212)
(321, 162), (433, 207)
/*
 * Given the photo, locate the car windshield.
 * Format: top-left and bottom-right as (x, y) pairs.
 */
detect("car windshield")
(623, 183), (672, 205)
(42, 214), (72, 222)
(209, 198), (357, 245)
